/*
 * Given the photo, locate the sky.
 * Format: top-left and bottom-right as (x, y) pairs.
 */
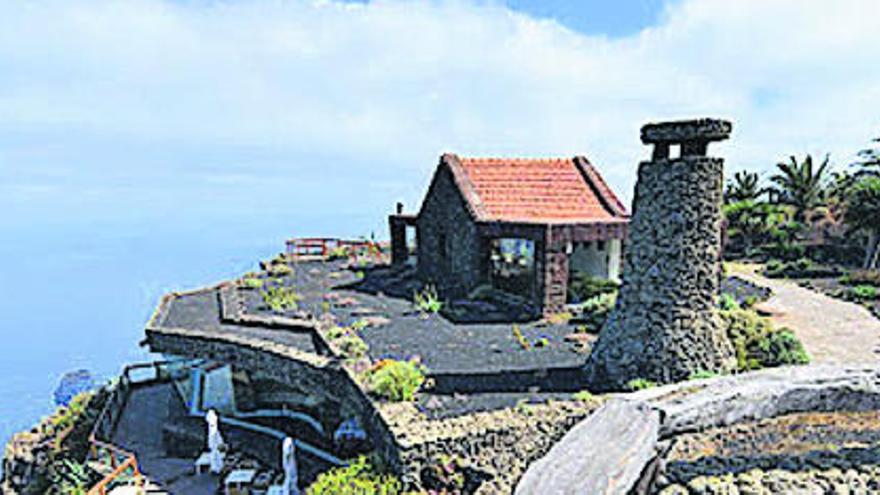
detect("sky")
(2, 0), (880, 442)
(3, 0), (880, 240)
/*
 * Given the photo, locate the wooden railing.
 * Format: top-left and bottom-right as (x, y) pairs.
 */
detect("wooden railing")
(87, 438), (142, 495)
(86, 361), (185, 495)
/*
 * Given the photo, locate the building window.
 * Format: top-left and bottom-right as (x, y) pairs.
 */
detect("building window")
(597, 240), (606, 252)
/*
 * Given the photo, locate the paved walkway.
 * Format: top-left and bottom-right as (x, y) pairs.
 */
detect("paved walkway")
(728, 263), (880, 364)
(111, 383), (217, 495)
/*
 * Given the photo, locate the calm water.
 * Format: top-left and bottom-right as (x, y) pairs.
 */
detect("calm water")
(0, 214), (384, 453)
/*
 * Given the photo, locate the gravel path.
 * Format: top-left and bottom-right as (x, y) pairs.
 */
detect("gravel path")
(728, 263), (880, 364)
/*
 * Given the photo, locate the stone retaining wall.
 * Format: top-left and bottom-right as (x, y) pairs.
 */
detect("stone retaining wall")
(379, 399), (600, 493)
(516, 364), (880, 494)
(144, 327), (402, 471)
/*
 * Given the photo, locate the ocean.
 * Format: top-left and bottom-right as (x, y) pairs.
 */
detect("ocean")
(0, 212), (387, 455)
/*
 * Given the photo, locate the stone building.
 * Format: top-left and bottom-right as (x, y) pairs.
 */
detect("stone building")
(389, 153), (629, 316)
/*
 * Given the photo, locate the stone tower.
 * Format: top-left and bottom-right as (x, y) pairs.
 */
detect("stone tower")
(584, 118), (735, 391)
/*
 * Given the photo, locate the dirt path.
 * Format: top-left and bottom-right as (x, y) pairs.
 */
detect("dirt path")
(728, 263), (880, 364)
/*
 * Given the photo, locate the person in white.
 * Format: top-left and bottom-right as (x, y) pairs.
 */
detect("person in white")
(281, 437), (299, 495)
(206, 409), (225, 474)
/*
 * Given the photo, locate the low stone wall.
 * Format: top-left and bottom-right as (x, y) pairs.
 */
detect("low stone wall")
(379, 399), (600, 493)
(515, 364), (880, 494)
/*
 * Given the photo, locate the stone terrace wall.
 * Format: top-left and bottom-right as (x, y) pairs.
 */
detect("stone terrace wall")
(144, 326), (402, 471)
(379, 399), (600, 493)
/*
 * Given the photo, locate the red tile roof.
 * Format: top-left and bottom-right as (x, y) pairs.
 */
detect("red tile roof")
(443, 154), (628, 224)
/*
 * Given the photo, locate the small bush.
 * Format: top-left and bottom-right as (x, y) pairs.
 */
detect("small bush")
(241, 276), (264, 290)
(574, 292), (617, 333)
(572, 390), (595, 402)
(414, 285), (443, 314)
(268, 262), (294, 277)
(841, 270), (880, 287)
(742, 295), (759, 309)
(336, 335), (369, 359)
(306, 456), (401, 495)
(721, 307), (810, 370)
(350, 319), (370, 332)
(752, 329), (810, 367)
(765, 259), (784, 276)
(568, 274), (619, 303)
(326, 326), (348, 340)
(260, 286), (302, 313)
(421, 455), (467, 493)
(626, 378), (657, 391)
(368, 359), (426, 402)
(848, 285), (879, 301)
(719, 293), (740, 311)
(688, 370), (719, 380)
(721, 307), (774, 370)
(326, 246), (350, 261)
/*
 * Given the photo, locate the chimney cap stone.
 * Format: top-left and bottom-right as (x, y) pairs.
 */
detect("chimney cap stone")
(641, 118), (732, 145)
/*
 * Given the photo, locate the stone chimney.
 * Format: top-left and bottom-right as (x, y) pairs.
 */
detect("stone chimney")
(584, 118), (735, 391)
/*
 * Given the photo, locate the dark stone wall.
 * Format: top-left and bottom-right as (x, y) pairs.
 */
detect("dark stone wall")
(145, 330), (404, 471)
(416, 165), (485, 297)
(585, 156), (735, 390)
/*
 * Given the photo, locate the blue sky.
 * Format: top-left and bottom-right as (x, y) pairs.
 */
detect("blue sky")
(2, 0), (880, 442)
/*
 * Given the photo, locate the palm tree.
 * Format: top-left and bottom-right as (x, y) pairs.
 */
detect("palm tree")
(724, 171), (763, 203)
(846, 176), (880, 269)
(855, 137), (880, 179)
(769, 154), (830, 223)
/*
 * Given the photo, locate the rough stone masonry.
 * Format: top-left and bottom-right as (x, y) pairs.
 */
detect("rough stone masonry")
(584, 118), (736, 391)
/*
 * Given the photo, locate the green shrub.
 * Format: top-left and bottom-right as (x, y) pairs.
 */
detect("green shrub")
(326, 246), (349, 261)
(260, 286), (302, 313)
(368, 359), (426, 402)
(720, 307), (810, 370)
(575, 292), (617, 333)
(241, 276), (264, 289)
(719, 293), (740, 311)
(336, 334), (369, 359)
(421, 455), (467, 493)
(766, 241), (806, 262)
(306, 456), (401, 495)
(626, 378), (657, 391)
(268, 262), (294, 277)
(572, 390), (595, 402)
(721, 307), (774, 370)
(688, 370), (720, 380)
(841, 270), (880, 287)
(742, 295), (759, 309)
(414, 285), (443, 314)
(350, 319), (370, 332)
(568, 274), (619, 303)
(849, 285), (879, 301)
(326, 326), (348, 340)
(765, 259), (784, 277)
(752, 329), (810, 367)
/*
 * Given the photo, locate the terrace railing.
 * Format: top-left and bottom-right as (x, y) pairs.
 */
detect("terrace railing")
(86, 359), (347, 495)
(86, 360), (188, 495)
(285, 237), (384, 261)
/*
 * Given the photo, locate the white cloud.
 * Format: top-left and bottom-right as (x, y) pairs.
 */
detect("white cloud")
(1, 0), (879, 220)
